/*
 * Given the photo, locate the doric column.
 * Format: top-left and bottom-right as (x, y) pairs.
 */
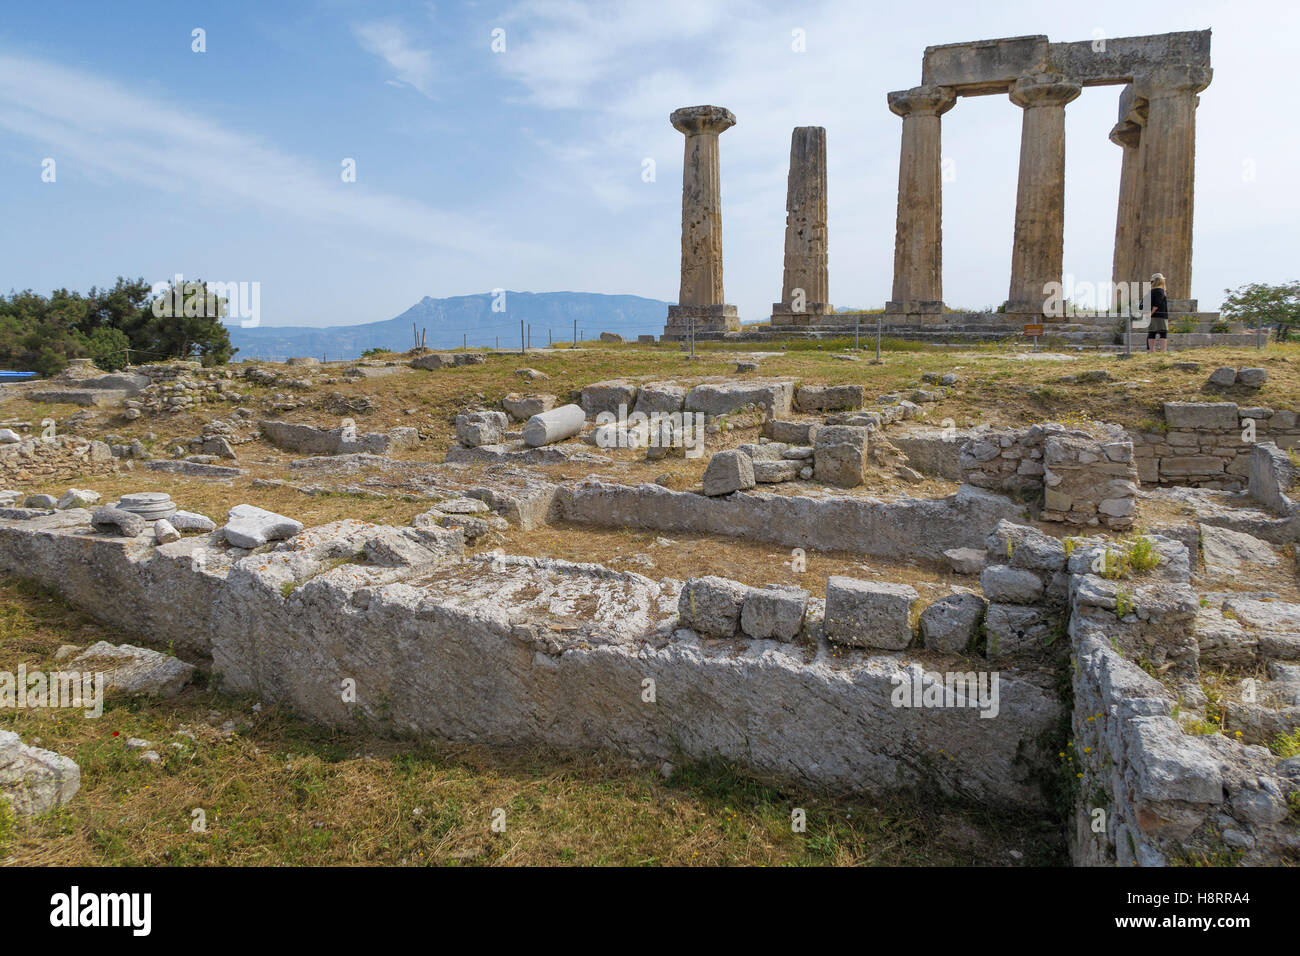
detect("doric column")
(664, 105), (739, 339)
(1006, 73), (1081, 318)
(1133, 65), (1212, 308)
(885, 85), (956, 314)
(772, 126), (831, 326)
(1108, 87), (1147, 308)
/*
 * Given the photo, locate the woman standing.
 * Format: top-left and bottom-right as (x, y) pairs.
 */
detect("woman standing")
(1146, 273), (1169, 351)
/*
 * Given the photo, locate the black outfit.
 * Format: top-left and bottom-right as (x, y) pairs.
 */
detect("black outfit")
(1146, 288), (1169, 339)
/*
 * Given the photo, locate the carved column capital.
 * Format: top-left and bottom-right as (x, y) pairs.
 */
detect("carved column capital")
(670, 105), (737, 136)
(1009, 73), (1082, 109)
(887, 85), (956, 119)
(1133, 65), (1213, 100)
(1109, 119), (1141, 149)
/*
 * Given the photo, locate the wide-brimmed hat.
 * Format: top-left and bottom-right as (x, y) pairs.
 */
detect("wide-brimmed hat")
(1150, 273), (1166, 287)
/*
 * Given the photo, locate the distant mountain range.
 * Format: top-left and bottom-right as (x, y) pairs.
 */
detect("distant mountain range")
(227, 291), (672, 361)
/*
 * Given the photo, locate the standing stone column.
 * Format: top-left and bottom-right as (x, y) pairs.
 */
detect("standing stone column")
(1109, 86), (1147, 313)
(1006, 73), (1081, 319)
(1133, 66), (1212, 309)
(772, 127), (831, 326)
(885, 85), (956, 315)
(664, 105), (739, 340)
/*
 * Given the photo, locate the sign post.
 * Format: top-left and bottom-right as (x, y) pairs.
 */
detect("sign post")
(1023, 323), (1043, 352)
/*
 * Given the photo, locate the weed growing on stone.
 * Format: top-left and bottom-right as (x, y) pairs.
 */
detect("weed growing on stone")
(1115, 587), (1134, 618)
(1271, 728), (1300, 758)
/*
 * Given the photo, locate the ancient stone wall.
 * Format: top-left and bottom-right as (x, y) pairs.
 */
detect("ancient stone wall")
(1067, 536), (1299, 866)
(959, 424), (1138, 530)
(0, 509), (1057, 807)
(1128, 401), (1300, 490)
(556, 480), (1025, 561)
(0, 437), (117, 485)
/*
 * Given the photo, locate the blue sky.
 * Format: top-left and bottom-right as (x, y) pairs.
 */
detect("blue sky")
(1, 0), (1295, 328)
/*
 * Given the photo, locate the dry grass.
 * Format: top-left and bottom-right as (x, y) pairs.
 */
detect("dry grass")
(0, 576), (1062, 866)
(498, 522), (962, 603)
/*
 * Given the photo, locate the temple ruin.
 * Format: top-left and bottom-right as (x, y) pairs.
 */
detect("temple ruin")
(889, 30), (1212, 320)
(665, 30), (1218, 344)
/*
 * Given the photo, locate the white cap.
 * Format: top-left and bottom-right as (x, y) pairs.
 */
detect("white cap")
(1150, 273), (1164, 282)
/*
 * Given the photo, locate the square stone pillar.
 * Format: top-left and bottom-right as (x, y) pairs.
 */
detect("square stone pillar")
(1006, 73), (1081, 319)
(1133, 65), (1212, 306)
(885, 85), (956, 315)
(664, 105), (740, 340)
(771, 126), (831, 326)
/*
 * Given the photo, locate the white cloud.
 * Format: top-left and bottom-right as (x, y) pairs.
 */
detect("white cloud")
(0, 52), (535, 263)
(351, 19), (438, 99)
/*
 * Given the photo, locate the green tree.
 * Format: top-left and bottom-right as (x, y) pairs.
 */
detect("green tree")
(83, 326), (131, 371)
(145, 278), (234, 365)
(1220, 281), (1300, 341)
(0, 277), (236, 373)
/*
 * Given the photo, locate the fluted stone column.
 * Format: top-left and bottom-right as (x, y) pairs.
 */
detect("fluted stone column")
(772, 127), (831, 326)
(1109, 91), (1146, 312)
(885, 85), (956, 314)
(1006, 73), (1081, 318)
(664, 105), (739, 339)
(1133, 66), (1212, 308)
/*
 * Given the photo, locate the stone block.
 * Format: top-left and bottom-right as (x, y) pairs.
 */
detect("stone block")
(1248, 442), (1296, 516)
(580, 380), (638, 417)
(752, 459), (801, 483)
(984, 604), (1056, 660)
(1199, 524), (1279, 574)
(944, 547), (985, 575)
(764, 420), (819, 445)
(0, 731), (80, 816)
(985, 520), (1067, 571)
(980, 565), (1044, 604)
(919, 592), (986, 653)
(795, 384), (863, 413)
(702, 450), (756, 496)
(222, 504), (303, 548)
(1163, 402), (1239, 430)
(685, 380), (794, 418)
(1160, 456), (1225, 478)
(634, 382), (687, 415)
(824, 577), (917, 649)
(740, 585), (809, 641)
(813, 425), (869, 488)
(679, 576), (751, 637)
(455, 410), (508, 448)
(502, 393), (556, 421)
